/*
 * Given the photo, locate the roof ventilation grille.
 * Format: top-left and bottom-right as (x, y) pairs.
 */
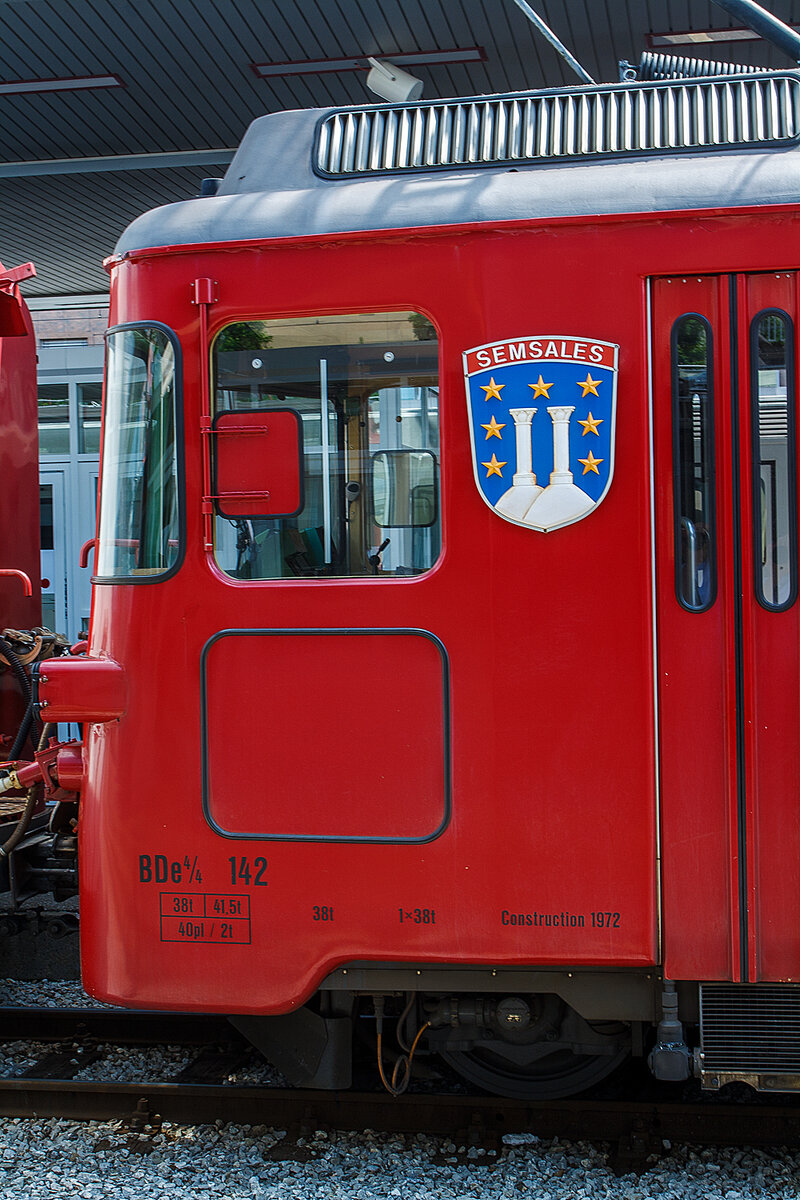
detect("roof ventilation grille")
(316, 73), (800, 176)
(632, 51), (769, 81)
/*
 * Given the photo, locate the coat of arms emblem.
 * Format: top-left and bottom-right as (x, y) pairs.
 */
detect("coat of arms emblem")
(463, 336), (618, 532)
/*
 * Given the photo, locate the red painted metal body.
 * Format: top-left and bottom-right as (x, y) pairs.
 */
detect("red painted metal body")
(74, 197), (800, 1014)
(0, 276), (40, 752)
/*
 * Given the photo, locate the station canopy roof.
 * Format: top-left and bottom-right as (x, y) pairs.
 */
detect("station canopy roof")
(1, 0), (799, 300)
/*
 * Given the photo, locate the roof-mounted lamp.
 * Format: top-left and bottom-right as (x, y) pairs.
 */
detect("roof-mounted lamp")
(366, 57), (424, 102)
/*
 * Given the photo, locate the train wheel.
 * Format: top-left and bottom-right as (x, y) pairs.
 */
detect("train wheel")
(439, 1041), (630, 1099)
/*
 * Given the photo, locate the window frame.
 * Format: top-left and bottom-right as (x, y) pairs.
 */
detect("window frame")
(209, 310), (442, 582)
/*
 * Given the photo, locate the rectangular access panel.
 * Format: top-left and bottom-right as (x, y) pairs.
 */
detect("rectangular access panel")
(202, 629), (449, 842)
(653, 272), (800, 983)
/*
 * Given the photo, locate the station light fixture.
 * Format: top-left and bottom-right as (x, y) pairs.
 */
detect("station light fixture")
(647, 26), (800, 47)
(251, 47), (485, 79)
(0, 74), (123, 94)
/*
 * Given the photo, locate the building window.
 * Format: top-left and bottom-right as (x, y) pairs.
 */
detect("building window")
(38, 380), (103, 456)
(38, 384), (70, 456)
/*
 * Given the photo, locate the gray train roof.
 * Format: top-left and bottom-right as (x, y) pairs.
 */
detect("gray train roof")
(115, 73), (800, 257)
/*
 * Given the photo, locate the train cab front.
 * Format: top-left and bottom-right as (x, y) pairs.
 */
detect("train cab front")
(17, 53), (800, 1099)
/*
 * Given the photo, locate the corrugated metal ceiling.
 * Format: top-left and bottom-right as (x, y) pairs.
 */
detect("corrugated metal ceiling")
(0, 0), (798, 296)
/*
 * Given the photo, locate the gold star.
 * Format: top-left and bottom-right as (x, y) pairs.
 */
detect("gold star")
(578, 450), (604, 475)
(480, 376), (505, 401)
(529, 374), (554, 399)
(578, 411), (603, 436)
(482, 454), (507, 478)
(480, 415), (506, 439)
(578, 373), (602, 398)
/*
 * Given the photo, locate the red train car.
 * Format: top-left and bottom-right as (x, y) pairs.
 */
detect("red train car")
(0, 257), (54, 886)
(0, 261), (39, 630)
(0, 261), (40, 755)
(25, 64), (800, 1097)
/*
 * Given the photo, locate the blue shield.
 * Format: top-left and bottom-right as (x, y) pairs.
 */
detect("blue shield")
(463, 336), (618, 532)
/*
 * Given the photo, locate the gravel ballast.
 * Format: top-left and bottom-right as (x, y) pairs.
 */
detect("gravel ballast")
(2, 979), (800, 1196)
(0, 979), (116, 1009)
(0, 1120), (798, 1200)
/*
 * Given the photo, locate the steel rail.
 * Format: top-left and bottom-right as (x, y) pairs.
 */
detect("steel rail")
(0, 1079), (799, 1157)
(3, 1006), (800, 1165)
(0, 1006), (234, 1044)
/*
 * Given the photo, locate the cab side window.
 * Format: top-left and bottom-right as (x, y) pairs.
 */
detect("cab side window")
(211, 312), (440, 580)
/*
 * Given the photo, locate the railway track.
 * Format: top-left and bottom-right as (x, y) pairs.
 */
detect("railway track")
(2, 1007), (800, 1174)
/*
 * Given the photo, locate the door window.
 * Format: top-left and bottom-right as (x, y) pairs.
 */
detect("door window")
(39, 475), (68, 634)
(672, 314), (716, 611)
(750, 309), (797, 611)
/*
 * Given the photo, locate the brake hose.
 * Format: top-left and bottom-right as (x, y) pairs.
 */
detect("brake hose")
(0, 635), (42, 754)
(8, 699), (33, 761)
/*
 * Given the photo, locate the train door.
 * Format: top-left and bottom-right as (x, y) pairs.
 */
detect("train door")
(653, 272), (800, 983)
(205, 312), (445, 843)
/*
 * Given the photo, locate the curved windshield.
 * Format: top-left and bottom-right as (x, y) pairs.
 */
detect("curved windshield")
(96, 325), (181, 579)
